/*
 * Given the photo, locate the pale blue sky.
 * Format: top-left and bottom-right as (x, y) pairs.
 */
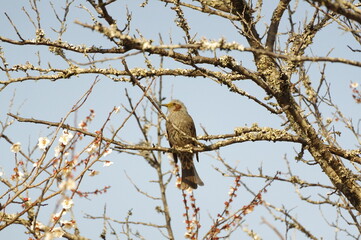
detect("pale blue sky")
(1, 1), (360, 239)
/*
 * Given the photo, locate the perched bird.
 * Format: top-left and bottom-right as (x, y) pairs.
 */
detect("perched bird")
(162, 100), (204, 189)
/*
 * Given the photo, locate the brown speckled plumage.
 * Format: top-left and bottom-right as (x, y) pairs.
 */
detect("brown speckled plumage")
(162, 100), (204, 189)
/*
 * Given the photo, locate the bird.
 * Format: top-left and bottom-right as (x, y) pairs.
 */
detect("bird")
(162, 99), (204, 190)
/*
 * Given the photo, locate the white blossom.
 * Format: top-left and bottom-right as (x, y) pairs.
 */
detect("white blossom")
(10, 142), (21, 153)
(103, 161), (114, 167)
(114, 106), (121, 113)
(54, 145), (63, 157)
(228, 187), (236, 196)
(44, 227), (65, 240)
(38, 137), (50, 150)
(351, 82), (359, 88)
(62, 198), (74, 210)
(86, 142), (100, 154)
(51, 211), (64, 222)
(78, 120), (87, 130)
(59, 130), (73, 145)
(89, 170), (100, 176)
(103, 148), (112, 157)
(58, 178), (76, 191)
(60, 219), (76, 229)
(12, 169), (24, 181)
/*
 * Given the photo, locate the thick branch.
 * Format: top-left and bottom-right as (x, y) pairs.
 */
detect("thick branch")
(311, 0), (361, 24)
(3, 36), (361, 69)
(7, 113), (361, 164)
(266, 0), (291, 51)
(0, 66), (245, 85)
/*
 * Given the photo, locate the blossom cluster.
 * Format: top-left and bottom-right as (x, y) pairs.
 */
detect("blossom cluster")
(7, 108), (117, 240)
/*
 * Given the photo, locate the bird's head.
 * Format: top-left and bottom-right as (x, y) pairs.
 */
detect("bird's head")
(161, 99), (187, 113)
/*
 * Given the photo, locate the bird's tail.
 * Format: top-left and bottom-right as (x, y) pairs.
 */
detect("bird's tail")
(180, 154), (204, 190)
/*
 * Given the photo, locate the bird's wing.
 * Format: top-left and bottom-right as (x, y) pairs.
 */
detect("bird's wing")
(187, 115), (199, 162)
(165, 120), (178, 163)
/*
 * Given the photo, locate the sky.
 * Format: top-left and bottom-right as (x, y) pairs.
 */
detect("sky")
(1, 0), (361, 239)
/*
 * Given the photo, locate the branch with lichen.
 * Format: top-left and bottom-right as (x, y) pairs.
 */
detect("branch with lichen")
(8, 113), (361, 165)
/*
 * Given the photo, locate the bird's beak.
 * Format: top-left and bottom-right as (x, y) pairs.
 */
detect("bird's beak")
(161, 103), (170, 108)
